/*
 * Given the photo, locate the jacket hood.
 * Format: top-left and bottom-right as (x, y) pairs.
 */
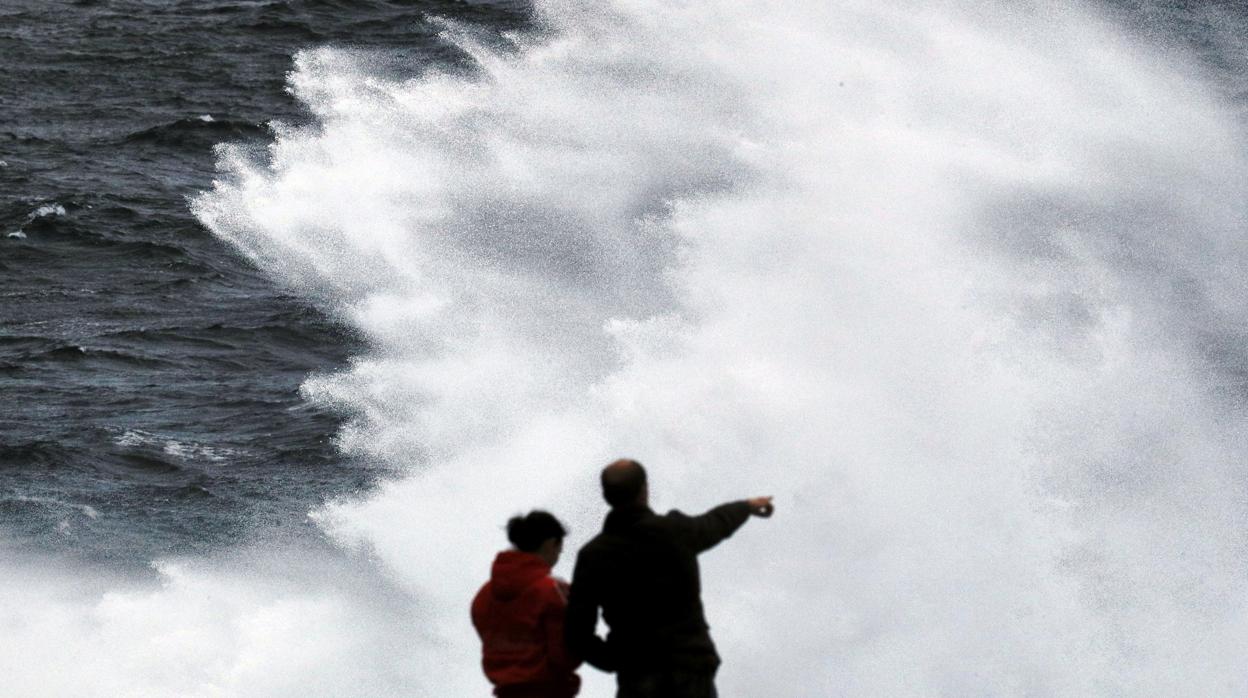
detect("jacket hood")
(489, 550), (551, 600)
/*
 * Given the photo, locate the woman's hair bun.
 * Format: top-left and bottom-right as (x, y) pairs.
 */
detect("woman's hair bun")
(506, 510), (567, 552)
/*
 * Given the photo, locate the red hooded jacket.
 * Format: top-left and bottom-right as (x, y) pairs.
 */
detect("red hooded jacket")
(471, 550), (581, 697)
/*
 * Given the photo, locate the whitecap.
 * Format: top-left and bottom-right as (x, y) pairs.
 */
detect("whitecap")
(114, 429), (153, 449)
(30, 204), (66, 220)
(117, 428), (239, 463)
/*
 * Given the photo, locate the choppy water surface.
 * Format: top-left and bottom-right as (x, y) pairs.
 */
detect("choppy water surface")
(5, 1), (1248, 696)
(0, 1), (529, 562)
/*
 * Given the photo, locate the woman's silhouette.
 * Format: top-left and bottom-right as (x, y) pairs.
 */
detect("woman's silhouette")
(472, 510), (581, 697)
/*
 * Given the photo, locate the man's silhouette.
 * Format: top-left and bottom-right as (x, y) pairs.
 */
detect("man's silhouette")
(565, 458), (774, 697)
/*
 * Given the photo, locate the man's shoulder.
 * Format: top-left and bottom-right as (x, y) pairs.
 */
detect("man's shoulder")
(571, 533), (613, 582)
(648, 508), (698, 531)
(576, 507), (703, 555)
(575, 518), (652, 559)
(578, 530), (614, 556)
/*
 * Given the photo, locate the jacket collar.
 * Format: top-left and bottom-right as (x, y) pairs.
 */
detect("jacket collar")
(603, 504), (655, 534)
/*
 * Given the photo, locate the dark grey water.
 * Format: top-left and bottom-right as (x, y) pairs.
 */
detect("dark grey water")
(0, 0), (530, 564)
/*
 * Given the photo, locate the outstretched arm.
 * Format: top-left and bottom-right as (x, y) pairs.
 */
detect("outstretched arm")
(675, 496), (775, 554)
(565, 555), (616, 672)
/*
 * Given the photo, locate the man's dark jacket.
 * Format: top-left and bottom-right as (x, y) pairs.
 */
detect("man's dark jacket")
(564, 501), (752, 675)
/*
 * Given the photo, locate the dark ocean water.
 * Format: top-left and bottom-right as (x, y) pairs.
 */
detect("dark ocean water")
(0, 0), (530, 565)
(1, 0), (1245, 566)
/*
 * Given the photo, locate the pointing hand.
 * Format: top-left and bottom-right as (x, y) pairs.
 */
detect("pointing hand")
(746, 496), (774, 518)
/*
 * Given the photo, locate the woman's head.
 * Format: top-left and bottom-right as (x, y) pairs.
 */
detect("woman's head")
(506, 510), (567, 567)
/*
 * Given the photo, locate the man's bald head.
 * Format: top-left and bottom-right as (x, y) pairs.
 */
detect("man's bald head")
(601, 458), (648, 508)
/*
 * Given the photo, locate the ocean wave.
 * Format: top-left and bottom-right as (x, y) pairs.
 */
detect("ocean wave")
(114, 428), (245, 465)
(3, 199), (81, 239)
(32, 344), (179, 370)
(97, 327), (244, 352)
(103, 450), (185, 476)
(107, 239), (194, 259)
(0, 440), (79, 470)
(29, 203), (65, 220)
(1, 222), (199, 260)
(191, 0), (1248, 695)
(0, 495), (100, 520)
(18, 201), (69, 231)
(122, 117), (268, 148)
(0, 335), (56, 351)
(0, 131), (50, 144)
